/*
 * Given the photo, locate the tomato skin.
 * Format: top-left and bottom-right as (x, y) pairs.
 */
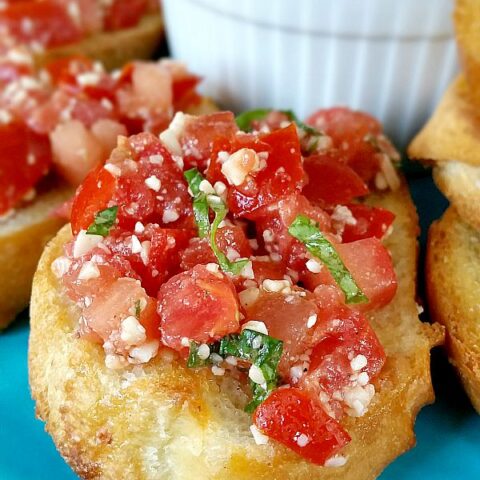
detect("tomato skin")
(303, 152), (369, 206)
(0, 1), (82, 48)
(70, 166), (116, 234)
(342, 204), (395, 243)
(180, 225), (251, 271)
(104, 0), (148, 31)
(158, 264), (240, 350)
(254, 388), (350, 465)
(0, 122), (51, 214)
(227, 124), (304, 217)
(306, 108), (381, 182)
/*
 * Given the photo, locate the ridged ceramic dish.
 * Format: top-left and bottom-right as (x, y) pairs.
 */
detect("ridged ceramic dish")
(163, 0), (457, 146)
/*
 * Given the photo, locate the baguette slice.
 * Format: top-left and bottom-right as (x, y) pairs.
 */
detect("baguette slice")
(0, 186), (72, 329)
(426, 207), (480, 413)
(34, 14), (164, 71)
(408, 75), (480, 230)
(29, 180), (443, 480)
(0, 98), (217, 331)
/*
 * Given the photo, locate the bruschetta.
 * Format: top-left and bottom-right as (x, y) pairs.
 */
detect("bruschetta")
(0, 55), (215, 329)
(29, 108), (442, 479)
(0, 0), (164, 70)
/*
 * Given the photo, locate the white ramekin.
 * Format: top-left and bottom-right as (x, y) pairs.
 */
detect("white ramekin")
(163, 0), (457, 147)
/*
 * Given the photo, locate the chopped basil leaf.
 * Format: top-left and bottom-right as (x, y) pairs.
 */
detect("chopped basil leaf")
(288, 214), (368, 304)
(235, 108), (273, 131)
(220, 329), (283, 412)
(208, 198), (249, 275)
(86, 206), (118, 237)
(184, 168), (210, 238)
(185, 168), (249, 275)
(187, 341), (221, 368)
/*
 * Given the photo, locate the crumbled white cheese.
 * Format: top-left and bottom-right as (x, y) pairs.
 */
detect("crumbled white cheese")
(199, 179), (215, 194)
(331, 205), (357, 226)
(248, 364), (266, 384)
(306, 314), (317, 328)
(120, 316), (146, 345)
(105, 354), (127, 370)
(250, 424), (269, 445)
(162, 209), (179, 224)
(181, 337), (190, 347)
(306, 258), (322, 273)
(221, 148), (259, 186)
(197, 343), (211, 360)
(77, 261), (100, 281)
(149, 154), (163, 165)
(129, 340), (160, 364)
(213, 181), (227, 196)
(262, 279), (291, 294)
(211, 365), (225, 376)
(350, 354), (368, 372)
(343, 384), (375, 417)
(73, 230), (103, 258)
(145, 175), (161, 192)
(131, 235), (142, 254)
(134, 221), (145, 234)
(104, 163), (121, 176)
(240, 260), (254, 279)
(242, 320), (268, 335)
(51, 256), (72, 278)
(140, 240), (151, 265)
(159, 112), (190, 156)
(77, 72), (101, 87)
(325, 455), (347, 468)
(296, 433), (310, 447)
(238, 288), (260, 309)
(262, 229), (274, 243)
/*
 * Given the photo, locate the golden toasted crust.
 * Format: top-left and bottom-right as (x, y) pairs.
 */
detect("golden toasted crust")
(0, 186), (72, 330)
(34, 14), (164, 71)
(408, 76), (480, 167)
(29, 180), (442, 480)
(426, 207), (480, 413)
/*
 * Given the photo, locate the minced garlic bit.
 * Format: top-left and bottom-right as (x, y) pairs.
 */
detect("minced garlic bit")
(296, 433), (310, 447)
(197, 343), (210, 360)
(262, 279), (291, 294)
(162, 209), (179, 224)
(51, 256), (72, 278)
(145, 175), (161, 192)
(350, 354), (368, 372)
(104, 163), (121, 176)
(129, 339), (160, 364)
(211, 365), (225, 376)
(306, 314), (317, 328)
(77, 261), (100, 281)
(73, 230), (103, 258)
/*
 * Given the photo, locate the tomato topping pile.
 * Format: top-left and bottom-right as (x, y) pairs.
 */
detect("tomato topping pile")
(55, 107), (402, 465)
(0, 0), (158, 51)
(0, 55), (203, 215)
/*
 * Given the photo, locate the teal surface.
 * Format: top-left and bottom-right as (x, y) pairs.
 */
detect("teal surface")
(1, 175), (479, 479)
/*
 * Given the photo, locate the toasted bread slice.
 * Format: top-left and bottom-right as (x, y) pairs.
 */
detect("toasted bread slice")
(34, 14), (164, 71)
(408, 75), (480, 229)
(426, 207), (480, 413)
(0, 186), (72, 330)
(29, 180), (442, 480)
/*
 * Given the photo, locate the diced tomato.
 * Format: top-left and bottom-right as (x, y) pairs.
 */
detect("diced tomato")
(104, 0), (148, 31)
(70, 166), (116, 234)
(306, 108), (382, 182)
(0, 1), (82, 48)
(251, 258), (286, 283)
(79, 277), (160, 350)
(0, 60), (33, 83)
(227, 124), (304, 217)
(105, 225), (194, 296)
(244, 289), (319, 377)
(302, 238), (397, 311)
(172, 74), (202, 111)
(0, 122), (51, 214)
(342, 204), (395, 243)
(255, 194), (331, 271)
(158, 264), (240, 350)
(254, 388), (350, 465)
(180, 225), (251, 270)
(45, 55), (94, 86)
(303, 152), (369, 206)
(71, 133), (194, 232)
(180, 111), (238, 170)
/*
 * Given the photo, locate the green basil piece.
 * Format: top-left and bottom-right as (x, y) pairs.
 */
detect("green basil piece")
(235, 108), (273, 131)
(220, 329), (283, 412)
(288, 214), (368, 304)
(184, 168), (210, 238)
(86, 206), (118, 237)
